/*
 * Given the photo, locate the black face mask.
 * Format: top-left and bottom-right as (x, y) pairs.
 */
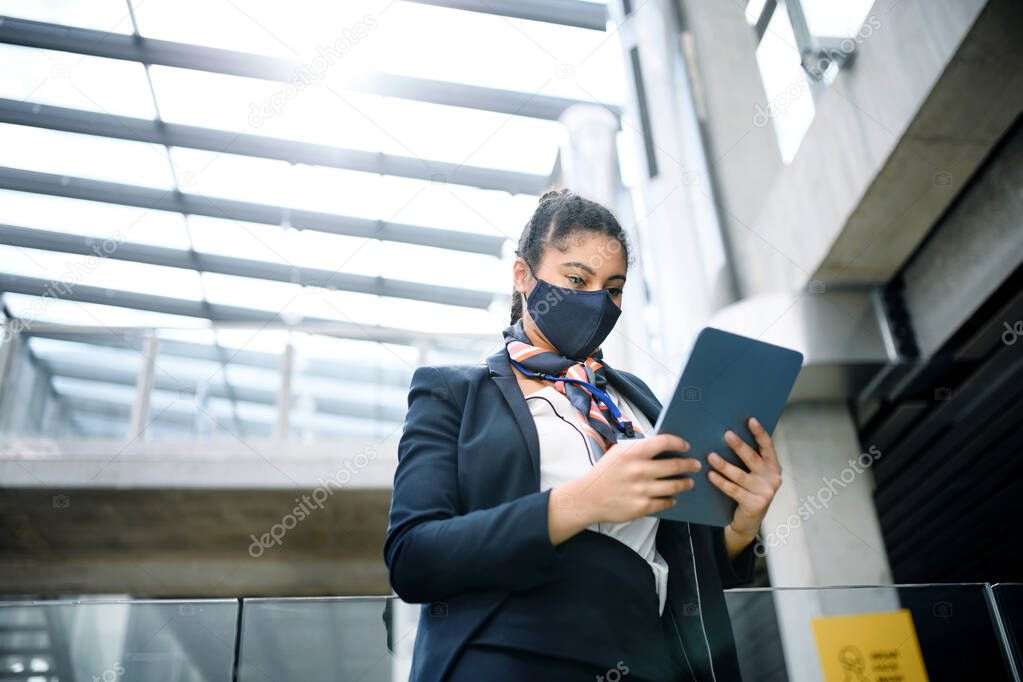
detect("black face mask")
(523, 264), (622, 360)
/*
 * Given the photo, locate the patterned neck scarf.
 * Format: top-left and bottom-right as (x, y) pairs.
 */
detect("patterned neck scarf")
(502, 318), (645, 460)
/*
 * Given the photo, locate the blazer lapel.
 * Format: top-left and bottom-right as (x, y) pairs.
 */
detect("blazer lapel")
(486, 346), (542, 488)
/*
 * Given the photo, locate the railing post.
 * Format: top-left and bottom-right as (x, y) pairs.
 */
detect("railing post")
(128, 331), (159, 441)
(986, 583), (1023, 682)
(0, 322), (19, 398)
(274, 342), (294, 441)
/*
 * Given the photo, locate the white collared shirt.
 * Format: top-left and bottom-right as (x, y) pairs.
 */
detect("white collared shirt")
(525, 382), (669, 615)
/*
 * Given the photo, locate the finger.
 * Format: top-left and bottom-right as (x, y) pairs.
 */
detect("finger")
(634, 433), (689, 459)
(709, 452), (773, 496)
(707, 470), (756, 507)
(645, 477), (695, 498)
(748, 417), (778, 464)
(724, 429), (763, 471)
(647, 495), (677, 513)
(712, 453), (752, 484)
(644, 456), (702, 479)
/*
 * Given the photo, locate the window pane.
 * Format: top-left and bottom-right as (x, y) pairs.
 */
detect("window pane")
(754, 2), (815, 163)
(0, 0), (135, 34)
(0, 244), (205, 300)
(185, 215), (506, 294)
(0, 44), (156, 118)
(0, 124), (176, 189)
(167, 145), (533, 238)
(150, 65), (563, 174)
(800, 0), (875, 37)
(134, 0), (623, 104)
(0, 190), (192, 250)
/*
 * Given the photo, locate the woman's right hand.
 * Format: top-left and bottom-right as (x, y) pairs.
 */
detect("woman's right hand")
(547, 433), (700, 545)
(579, 433), (701, 523)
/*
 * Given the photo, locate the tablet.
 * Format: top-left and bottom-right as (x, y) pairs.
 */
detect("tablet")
(649, 327), (803, 527)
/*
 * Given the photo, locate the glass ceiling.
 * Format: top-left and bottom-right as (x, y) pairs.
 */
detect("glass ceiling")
(0, 0), (621, 440)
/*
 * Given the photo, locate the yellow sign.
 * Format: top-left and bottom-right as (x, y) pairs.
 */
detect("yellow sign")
(811, 609), (929, 682)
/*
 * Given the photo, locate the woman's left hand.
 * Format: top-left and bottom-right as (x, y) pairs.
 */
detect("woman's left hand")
(707, 416), (782, 541)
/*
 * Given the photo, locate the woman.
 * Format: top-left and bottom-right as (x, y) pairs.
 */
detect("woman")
(383, 189), (783, 681)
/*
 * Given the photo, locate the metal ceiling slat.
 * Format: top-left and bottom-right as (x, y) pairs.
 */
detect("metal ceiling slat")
(0, 98), (549, 195)
(0, 223), (496, 309)
(0, 166), (507, 257)
(0, 273), (495, 350)
(402, 0), (608, 31)
(0, 16), (618, 121)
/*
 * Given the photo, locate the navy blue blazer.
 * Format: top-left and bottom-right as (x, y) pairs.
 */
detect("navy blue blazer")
(383, 345), (757, 681)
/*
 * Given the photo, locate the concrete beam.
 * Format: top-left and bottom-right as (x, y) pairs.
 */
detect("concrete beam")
(0, 437), (399, 489)
(683, 0), (1023, 295)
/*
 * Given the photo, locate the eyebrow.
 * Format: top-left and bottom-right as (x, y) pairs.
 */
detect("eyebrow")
(561, 261), (626, 282)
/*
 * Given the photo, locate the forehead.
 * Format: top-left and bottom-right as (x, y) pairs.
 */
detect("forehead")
(541, 230), (627, 271)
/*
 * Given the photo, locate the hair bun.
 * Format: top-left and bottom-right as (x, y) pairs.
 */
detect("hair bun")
(539, 187), (570, 203)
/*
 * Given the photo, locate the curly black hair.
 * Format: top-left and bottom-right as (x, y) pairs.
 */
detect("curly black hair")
(510, 188), (632, 324)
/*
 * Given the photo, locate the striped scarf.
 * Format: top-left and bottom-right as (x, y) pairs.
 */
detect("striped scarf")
(502, 319), (645, 460)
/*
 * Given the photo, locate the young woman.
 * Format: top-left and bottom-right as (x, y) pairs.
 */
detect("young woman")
(384, 189), (783, 681)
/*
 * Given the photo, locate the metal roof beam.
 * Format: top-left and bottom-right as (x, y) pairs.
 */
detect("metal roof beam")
(0, 223), (497, 309)
(0, 98), (549, 195)
(0, 166), (507, 257)
(0, 273), (496, 351)
(403, 0), (608, 31)
(0, 16), (618, 120)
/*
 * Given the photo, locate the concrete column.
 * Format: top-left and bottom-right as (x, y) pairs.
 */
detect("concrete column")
(762, 401), (896, 682)
(609, 0), (736, 396)
(557, 103), (654, 378)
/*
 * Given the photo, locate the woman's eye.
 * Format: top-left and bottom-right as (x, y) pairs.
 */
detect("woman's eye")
(566, 274), (585, 286)
(607, 287), (624, 297)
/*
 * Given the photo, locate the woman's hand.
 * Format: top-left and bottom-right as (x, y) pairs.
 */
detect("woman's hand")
(548, 434), (701, 545)
(707, 417), (782, 552)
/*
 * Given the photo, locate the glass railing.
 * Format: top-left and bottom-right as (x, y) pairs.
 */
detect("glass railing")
(0, 598), (239, 682)
(724, 583), (1021, 682)
(1, 586), (1020, 681)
